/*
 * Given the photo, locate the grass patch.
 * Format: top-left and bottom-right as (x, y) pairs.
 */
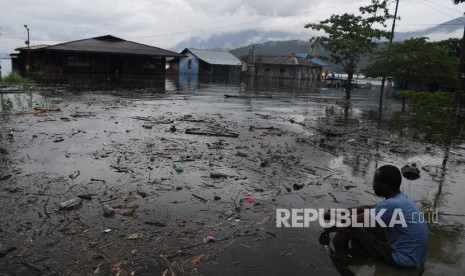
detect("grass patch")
(0, 72), (28, 85)
(1, 98), (13, 110)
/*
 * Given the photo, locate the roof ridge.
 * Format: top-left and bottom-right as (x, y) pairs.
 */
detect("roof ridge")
(31, 35), (120, 50)
(187, 48), (231, 52)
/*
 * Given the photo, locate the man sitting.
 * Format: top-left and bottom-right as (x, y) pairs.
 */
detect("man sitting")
(322, 165), (429, 269)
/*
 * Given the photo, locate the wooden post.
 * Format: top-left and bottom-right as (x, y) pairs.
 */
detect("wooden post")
(454, 23), (465, 116)
(379, 0), (400, 114)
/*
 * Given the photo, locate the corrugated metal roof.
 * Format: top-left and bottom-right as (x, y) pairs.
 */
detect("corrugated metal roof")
(183, 48), (242, 66)
(294, 53), (310, 59)
(15, 45), (50, 51)
(285, 53), (329, 67)
(254, 54), (310, 66)
(16, 35), (182, 57)
(309, 58), (328, 67)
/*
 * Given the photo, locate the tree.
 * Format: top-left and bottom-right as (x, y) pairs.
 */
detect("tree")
(453, 0), (465, 3)
(363, 38), (457, 91)
(435, 38), (462, 58)
(305, 0), (392, 100)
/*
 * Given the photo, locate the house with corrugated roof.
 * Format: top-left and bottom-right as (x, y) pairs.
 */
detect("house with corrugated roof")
(254, 53), (327, 81)
(11, 35), (183, 76)
(177, 48), (242, 78)
(294, 52), (329, 81)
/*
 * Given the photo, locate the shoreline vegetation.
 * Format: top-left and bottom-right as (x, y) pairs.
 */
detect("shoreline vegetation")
(0, 72), (28, 86)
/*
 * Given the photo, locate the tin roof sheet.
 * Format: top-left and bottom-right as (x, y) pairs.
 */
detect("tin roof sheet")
(16, 35), (182, 57)
(184, 48), (242, 66)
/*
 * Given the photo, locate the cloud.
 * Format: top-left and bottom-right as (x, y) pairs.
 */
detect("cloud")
(0, 0), (463, 55)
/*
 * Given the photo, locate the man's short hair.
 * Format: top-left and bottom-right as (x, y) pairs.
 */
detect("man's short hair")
(376, 165), (402, 192)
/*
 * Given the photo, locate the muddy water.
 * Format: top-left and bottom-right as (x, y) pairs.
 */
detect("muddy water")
(0, 77), (464, 276)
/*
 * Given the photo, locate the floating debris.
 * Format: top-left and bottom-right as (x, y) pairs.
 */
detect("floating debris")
(68, 170), (80, 180)
(102, 204), (115, 217)
(203, 236), (215, 244)
(173, 164), (184, 173)
(402, 164), (421, 180)
(243, 196), (255, 204)
(127, 233), (143, 240)
(58, 198), (82, 210)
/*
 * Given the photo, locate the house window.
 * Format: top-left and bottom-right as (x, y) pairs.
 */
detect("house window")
(188, 59), (192, 69)
(143, 62), (156, 69)
(264, 67), (270, 72)
(280, 67), (285, 73)
(67, 56), (91, 67)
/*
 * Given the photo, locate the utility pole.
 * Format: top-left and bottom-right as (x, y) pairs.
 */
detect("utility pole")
(454, 13), (465, 116)
(379, 0), (399, 114)
(24, 25), (30, 73)
(251, 43), (259, 72)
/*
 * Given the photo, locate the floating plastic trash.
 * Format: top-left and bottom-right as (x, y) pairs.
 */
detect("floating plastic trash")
(127, 233), (143, 240)
(173, 164), (184, 173)
(203, 236), (215, 244)
(401, 164), (420, 180)
(244, 196), (255, 204)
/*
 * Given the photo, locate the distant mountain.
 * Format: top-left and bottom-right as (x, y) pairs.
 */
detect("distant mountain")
(173, 17), (464, 53)
(395, 17), (465, 41)
(230, 40), (311, 58)
(172, 30), (304, 52)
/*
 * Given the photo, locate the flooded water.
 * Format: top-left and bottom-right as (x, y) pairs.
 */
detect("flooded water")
(0, 76), (464, 276)
(0, 59), (12, 77)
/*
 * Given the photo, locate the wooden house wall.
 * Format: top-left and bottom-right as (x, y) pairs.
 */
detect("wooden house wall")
(15, 50), (167, 75)
(257, 64), (322, 80)
(199, 62), (240, 78)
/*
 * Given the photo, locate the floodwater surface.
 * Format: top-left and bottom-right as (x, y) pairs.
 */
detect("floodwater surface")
(0, 77), (464, 276)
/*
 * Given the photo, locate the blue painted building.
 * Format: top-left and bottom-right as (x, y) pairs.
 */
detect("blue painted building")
(178, 48), (242, 78)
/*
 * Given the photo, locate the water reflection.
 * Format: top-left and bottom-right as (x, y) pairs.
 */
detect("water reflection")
(177, 74), (198, 92)
(0, 91), (53, 113)
(428, 224), (464, 267)
(33, 74), (167, 93)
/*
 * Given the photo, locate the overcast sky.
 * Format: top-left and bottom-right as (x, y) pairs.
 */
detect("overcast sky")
(0, 0), (464, 54)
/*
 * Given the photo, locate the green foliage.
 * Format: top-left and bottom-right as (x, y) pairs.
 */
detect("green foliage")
(397, 90), (416, 101)
(363, 38), (457, 91)
(434, 38), (462, 58)
(397, 90), (454, 112)
(305, 0), (392, 99)
(0, 72), (28, 85)
(1, 98), (13, 110)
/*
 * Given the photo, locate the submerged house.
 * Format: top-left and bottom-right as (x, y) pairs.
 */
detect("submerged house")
(294, 53), (328, 81)
(253, 54), (327, 81)
(11, 35), (182, 76)
(176, 48), (242, 78)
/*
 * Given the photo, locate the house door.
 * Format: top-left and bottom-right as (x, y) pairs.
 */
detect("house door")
(111, 58), (123, 75)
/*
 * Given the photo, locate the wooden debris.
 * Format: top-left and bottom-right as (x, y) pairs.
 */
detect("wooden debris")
(185, 128), (239, 138)
(191, 194), (208, 203)
(210, 172), (228, 179)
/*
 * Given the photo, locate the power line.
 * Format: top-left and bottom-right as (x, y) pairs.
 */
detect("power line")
(421, 0), (464, 14)
(398, 23), (464, 26)
(418, 0), (465, 23)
